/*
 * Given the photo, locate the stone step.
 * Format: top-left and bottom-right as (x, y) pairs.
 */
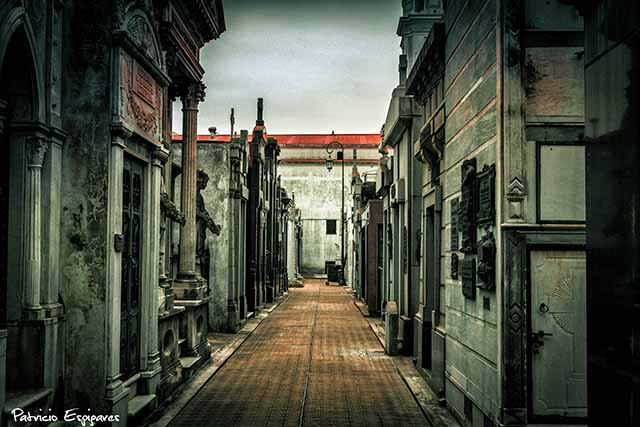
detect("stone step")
(179, 356), (200, 370)
(127, 394), (156, 419)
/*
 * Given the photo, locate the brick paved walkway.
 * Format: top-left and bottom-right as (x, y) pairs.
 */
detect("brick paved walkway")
(168, 279), (428, 427)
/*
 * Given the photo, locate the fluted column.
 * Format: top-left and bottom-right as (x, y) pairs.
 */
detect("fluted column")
(177, 81), (205, 282)
(25, 136), (48, 312)
(0, 99), (7, 137)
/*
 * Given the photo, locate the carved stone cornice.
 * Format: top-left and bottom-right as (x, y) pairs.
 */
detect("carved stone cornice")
(152, 146), (170, 165)
(406, 22), (445, 105)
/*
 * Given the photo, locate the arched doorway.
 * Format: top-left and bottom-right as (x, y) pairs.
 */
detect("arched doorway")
(0, 24), (38, 328)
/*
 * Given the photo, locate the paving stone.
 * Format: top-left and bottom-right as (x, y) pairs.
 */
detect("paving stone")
(168, 279), (428, 427)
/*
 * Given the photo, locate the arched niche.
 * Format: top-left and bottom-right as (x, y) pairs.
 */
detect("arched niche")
(0, 7), (45, 123)
(0, 8), (44, 327)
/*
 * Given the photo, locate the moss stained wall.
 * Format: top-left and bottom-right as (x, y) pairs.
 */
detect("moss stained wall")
(59, 0), (111, 411)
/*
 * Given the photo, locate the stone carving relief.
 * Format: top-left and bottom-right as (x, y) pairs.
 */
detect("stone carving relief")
(119, 51), (163, 141)
(127, 14), (160, 63)
(550, 277), (575, 334)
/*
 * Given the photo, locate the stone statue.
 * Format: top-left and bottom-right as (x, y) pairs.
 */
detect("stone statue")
(196, 169), (222, 265)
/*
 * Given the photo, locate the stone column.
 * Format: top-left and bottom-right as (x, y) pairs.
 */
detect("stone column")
(24, 136), (48, 313)
(177, 82), (205, 282)
(0, 99), (7, 136)
(143, 146), (167, 393)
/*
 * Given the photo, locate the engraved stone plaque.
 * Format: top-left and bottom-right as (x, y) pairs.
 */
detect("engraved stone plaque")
(462, 258), (476, 300)
(460, 158), (477, 253)
(450, 198), (459, 251)
(477, 164), (496, 226)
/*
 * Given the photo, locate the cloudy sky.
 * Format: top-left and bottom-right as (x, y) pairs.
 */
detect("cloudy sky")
(173, 0), (402, 135)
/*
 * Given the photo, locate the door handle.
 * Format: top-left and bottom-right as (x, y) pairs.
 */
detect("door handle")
(530, 330), (553, 355)
(535, 330), (553, 338)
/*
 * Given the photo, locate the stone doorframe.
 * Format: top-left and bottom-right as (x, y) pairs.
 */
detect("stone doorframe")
(105, 126), (167, 417)
(501, 229), (586, 426)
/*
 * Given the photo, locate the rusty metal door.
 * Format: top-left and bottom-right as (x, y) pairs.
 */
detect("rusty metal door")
(120, 155), (143, 380)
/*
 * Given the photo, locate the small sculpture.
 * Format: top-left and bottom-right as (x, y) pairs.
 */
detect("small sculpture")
(196, 169), (222, 261)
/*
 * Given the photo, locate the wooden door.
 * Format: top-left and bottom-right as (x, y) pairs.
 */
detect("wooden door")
(120, 156), (143, 380)
(530, 250), (587, 419)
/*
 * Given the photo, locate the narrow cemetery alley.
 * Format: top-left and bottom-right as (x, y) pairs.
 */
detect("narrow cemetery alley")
(165, 280), (429, 427)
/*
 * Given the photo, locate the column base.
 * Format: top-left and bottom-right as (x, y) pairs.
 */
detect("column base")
(226, 299), (240, 333)
(173, 275), (208, 300)
(104, 377), (129, 427)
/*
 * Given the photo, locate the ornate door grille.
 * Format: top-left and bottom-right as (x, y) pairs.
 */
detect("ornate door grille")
(120, 156), (143, 380)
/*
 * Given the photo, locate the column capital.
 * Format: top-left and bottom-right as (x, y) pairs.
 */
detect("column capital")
(178, 81), (206, 109)
(152, 146), (170, 166)
(27, 136), (49, 167)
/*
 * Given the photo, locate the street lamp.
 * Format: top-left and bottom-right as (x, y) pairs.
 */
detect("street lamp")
(325, 132), (346, 286)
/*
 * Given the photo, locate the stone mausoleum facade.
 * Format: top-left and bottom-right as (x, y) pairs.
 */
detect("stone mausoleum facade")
(372, 1), (588, 426)
(0, 0), (225, 424)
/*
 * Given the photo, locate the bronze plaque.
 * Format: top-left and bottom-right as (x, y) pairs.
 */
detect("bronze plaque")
(462, 258), (476, 300)
(460, 158), (476, 253)
(451, 253), (459, 280)
(477, 164), (496, 226)
(450, 198), (459, 251)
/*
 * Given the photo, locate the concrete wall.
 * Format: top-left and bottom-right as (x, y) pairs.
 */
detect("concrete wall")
(279, 150), (377, 280)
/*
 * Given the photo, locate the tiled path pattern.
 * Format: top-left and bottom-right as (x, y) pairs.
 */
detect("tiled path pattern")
(169, 280), (428, 426)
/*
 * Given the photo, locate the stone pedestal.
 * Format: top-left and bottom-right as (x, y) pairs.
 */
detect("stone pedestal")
(104, 378), (129, 427)
(385, 301), (399, 356)
(174, 298), (210, 363)
(226, 299), (240, 333)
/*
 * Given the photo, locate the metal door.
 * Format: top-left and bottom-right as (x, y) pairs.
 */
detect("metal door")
(530, 250), (587, 419)
(120, 156), (143, 380)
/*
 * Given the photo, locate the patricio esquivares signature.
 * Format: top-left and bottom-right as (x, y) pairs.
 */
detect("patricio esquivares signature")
(11, 407), (121, 426)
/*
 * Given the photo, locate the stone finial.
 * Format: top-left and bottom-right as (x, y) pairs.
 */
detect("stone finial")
(257, 98), (264, 125)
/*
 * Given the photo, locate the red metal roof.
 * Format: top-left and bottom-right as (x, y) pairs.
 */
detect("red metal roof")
(172, 133), (381, 147)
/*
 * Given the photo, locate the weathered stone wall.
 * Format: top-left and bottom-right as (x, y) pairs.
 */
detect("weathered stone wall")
(172, 141), (231, 331)
(279, 160), (377, 279)
(59, 0), (112, 411)
(441, 0), (499, 420)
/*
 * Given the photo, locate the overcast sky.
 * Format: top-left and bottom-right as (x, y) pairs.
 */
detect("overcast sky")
(172, 0), (402, 135)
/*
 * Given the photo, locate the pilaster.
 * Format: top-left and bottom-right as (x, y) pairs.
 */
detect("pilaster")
(105, 126), (129, 392)
(24, 136), (48, 314)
